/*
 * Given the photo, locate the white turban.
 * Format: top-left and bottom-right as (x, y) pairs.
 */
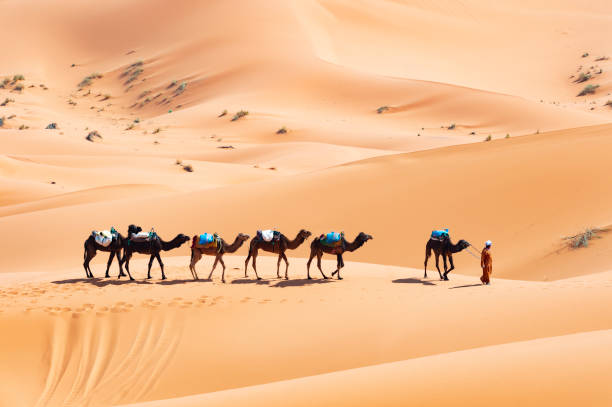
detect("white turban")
(485, 240), (492, 247)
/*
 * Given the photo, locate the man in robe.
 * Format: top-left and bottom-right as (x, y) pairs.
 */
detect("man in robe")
(480, 240), (493, 285)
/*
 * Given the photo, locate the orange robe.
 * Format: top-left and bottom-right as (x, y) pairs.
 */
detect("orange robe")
(480, 247), (492, 284)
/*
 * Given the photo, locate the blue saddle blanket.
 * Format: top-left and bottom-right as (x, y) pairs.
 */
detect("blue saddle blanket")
(431, 229), (449, 240)
(321, 232), (343, 246)
(198, 233), (215, 245)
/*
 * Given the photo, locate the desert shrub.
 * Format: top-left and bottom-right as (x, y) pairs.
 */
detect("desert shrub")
(175, 82), (187, 94)
(1, 98), (14, 106)
(0, 78), (10, 88)
(14, 84), (24, 91)
(139, 90), (151, 99)
(125, 68), (143, 84)
(505, 133), (510, 138)
(448, 123), (456, 130)
(153, 127), (161, 134)
(578, 84), (599, 96)
(45, 123), (58, 129)
(78, 73), (102, 87)
(484, 135), (492, 142)
(102, 94), (111, 101)
(276, 126), (287, 134)
(85, 130), (102, 142)
(12, 74), (25, 82)
(182, 164), (193, 172)
(231, 110), (248, 121)
(19, 124), (28, 130)
(574, 72), (591, 83)
(126, 123), (135, 130)
(564, 228), (607, 249)
(218, 109), (227, 118)
(376, 106), (389, 114)
(605, 100), (612, 108)
(0, 117), (4, 127)
(582, 52), (589, 58)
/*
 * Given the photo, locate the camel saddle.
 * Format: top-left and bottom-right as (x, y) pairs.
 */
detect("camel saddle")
(92, 227), (118, 247)
(130, 230), (156, 243)
(257, 230), (280, 243)
(430, 229), (450, 241)
(193, 233), (221, 250)
(320, 232), (344, 247)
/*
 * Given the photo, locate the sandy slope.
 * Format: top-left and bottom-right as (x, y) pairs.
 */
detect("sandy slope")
(1, 258), (611, 407)
(0, 1), (611, 406)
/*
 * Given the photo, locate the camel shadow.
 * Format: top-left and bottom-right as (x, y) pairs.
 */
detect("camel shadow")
(157, 279), (211, 285)
(392, 278), (436, 286)
(272, 278), (332, 288)
(231, 279), (271, 285)
(449, 283), (482, 289)
(51, 278), (152, 287)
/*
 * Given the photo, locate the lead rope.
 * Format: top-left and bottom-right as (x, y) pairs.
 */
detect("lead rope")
(465, 244), (481, 261)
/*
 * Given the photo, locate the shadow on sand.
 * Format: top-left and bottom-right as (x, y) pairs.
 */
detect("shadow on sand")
(231, 278), (271, 285)
(449, 283), (482, 289)
(157, 278), (211, 286)
(51, 277), (153, 287)
(272, 278), (332, 288)
(392, 278), (436, 286)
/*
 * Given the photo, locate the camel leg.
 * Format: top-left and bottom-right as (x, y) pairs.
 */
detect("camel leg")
(84, 250), (96, 278)
(190, 249), (202, 280)
(156, 253), (166, 280)
(208, 256), (219, 281)
(244, 251), (252, 278)
(124, 252), (135, 281)
(434, 253), (443, 280)
(335, 254), (344, 280)
(306, 250), (316, 279)
(316, 253), (326, 278)
(251, 250), (262, 280)
(424, 247), (432, 279)
(117, 249), (126, 277)
(105, 251), (115, 278)
(281, 252), (289, 280)
(442, 255), (450, 281)
(220, 257), (227, 284)
(276, 254), (282, 279)
(443, 254), (455, 280)
(147, 254), (155, 279)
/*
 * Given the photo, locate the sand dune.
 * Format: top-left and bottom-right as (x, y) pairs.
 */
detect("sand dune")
(0, 0), (611, 406)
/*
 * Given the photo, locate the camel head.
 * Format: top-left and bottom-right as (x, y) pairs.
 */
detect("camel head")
(298, 229), (312, 239)
(237, 233), (250, 242)
(457, 239), (470, 250)
(357, 232), (373, 242)
(128, 224), (142, 235)
(176, 234), (190, 245)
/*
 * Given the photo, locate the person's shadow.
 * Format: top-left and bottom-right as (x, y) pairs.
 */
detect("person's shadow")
(392, 278), (435, 286)
(449, 283), (482, 289)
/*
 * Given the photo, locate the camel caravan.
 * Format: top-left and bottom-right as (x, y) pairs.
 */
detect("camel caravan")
(85, 225), (479, 283)
(85, 225), (373, 282)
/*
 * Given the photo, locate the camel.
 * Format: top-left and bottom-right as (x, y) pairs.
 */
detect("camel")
(244, 229), (312, 280)
(306, 232), (373, 280)
(122, 225), (190, 280)
(189, 233), (250, 283)
(423, 237), (470, 280)
(83, 227), (132, 278)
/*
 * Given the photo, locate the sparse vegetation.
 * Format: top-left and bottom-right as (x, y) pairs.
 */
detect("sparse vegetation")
(102, 94), (111, 101)
(574, 72), (591, 83)
(153, 127), (161, 134)
(218, 145), (235, 149)
(231, 110), (249, 121)
(276, 126), (287, 134)
(139, 90), (151, 99)
(134, 118), (140, 123)
(376, 106), (389, 114)
(45, 123), (58, 129)
(169, 80), (177, 88)
(18, 124), (29, 130)
(79, 73), (103, 88)
(218, 109), (227, 118)
(484, 135), (492, 142)
(595, 56), (609, 61)
(448, 123), (456, 130)
(182, 164), (193, 172)
(505, 133), (510, 139)
(605, 100), (612, 108)
(124, 67), (143, 85)
(1, 98), (14, 107)
(7, 114), (15, 119)
(0, 78), (10, 88)
(0, 117), (4, 127)
(175, 82), (187, 94)
(126, 123), (135, 130)
(68, 99), (77, 106)
(564, 228), (607, 249)
(13, 84), (24, 92)
(85, 130), (102, 142)
(578, 84), (599, 96)
(12, 74), (24, 82)
(582, 52), (589, 58)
